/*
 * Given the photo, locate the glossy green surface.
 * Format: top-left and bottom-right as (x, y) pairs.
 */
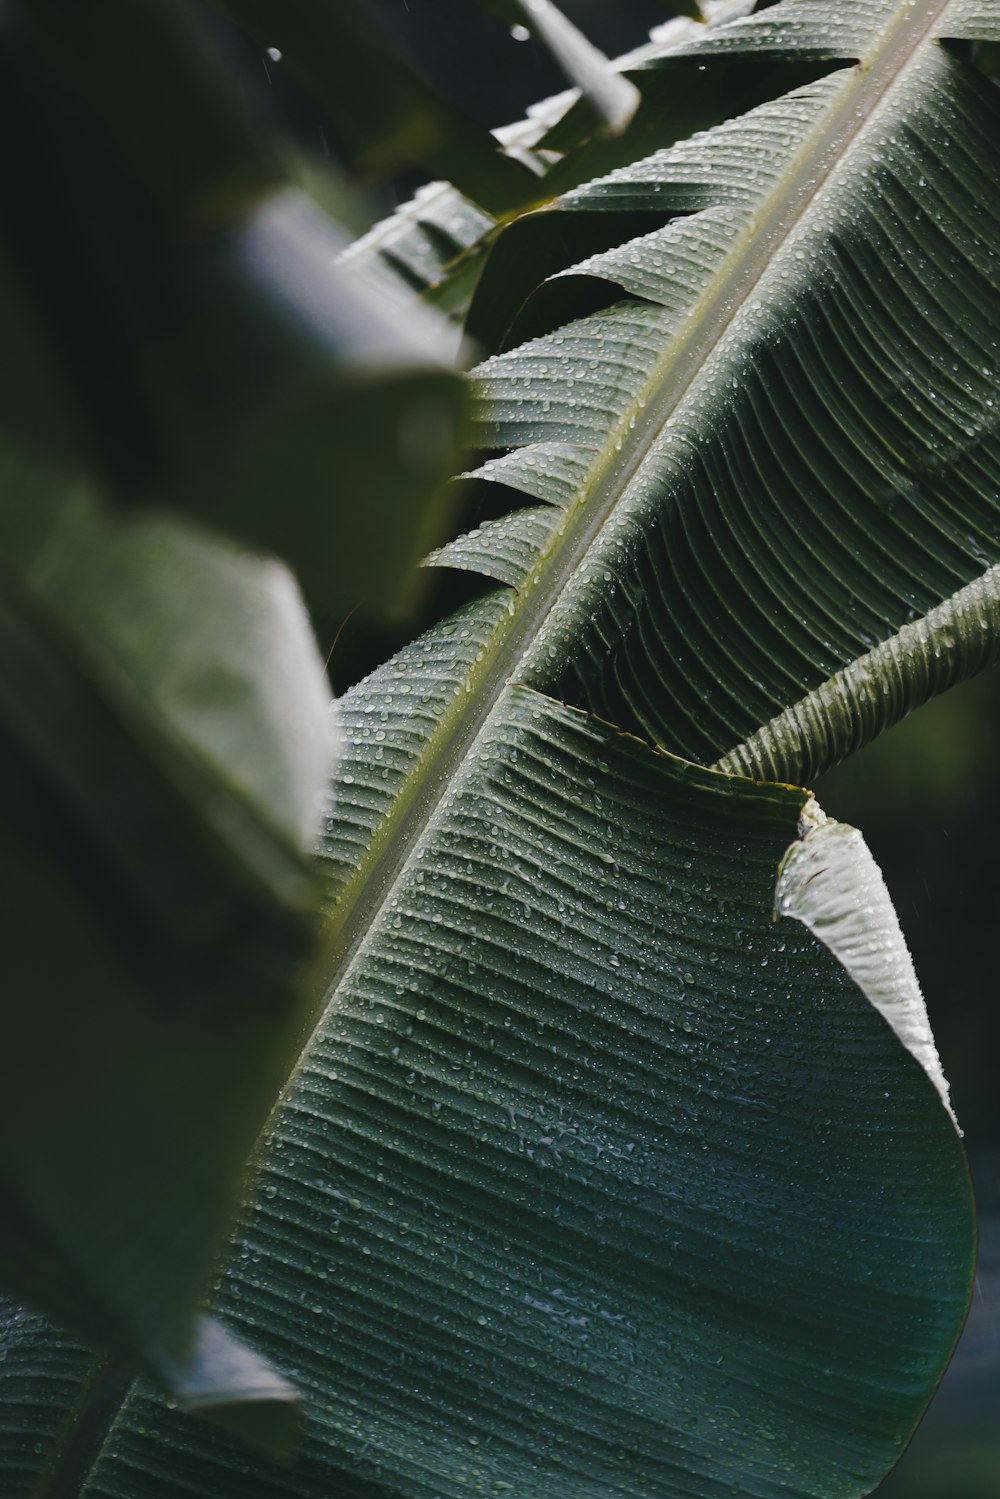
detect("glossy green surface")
(0, 694), (974, 1497)
(4, 0), (997, 1493)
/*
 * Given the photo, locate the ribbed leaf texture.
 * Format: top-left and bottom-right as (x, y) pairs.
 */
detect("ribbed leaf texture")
(3, 1), (998, 1495)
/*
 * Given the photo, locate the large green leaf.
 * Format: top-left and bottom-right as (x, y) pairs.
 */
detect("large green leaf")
(0, 694), (973, 1495)
(5, 0), (1000, 1493)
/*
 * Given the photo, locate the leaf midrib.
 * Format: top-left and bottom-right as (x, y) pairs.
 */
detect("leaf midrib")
(287, 0), (951, 1107)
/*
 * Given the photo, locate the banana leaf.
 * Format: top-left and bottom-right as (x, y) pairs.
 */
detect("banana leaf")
(4, 0), (1000, 1495)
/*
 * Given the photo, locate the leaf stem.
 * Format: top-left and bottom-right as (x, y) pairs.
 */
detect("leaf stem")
(31, 1357), (132, 1499)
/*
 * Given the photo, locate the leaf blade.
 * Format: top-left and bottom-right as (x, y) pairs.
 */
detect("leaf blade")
(25, 689), (973, 1497)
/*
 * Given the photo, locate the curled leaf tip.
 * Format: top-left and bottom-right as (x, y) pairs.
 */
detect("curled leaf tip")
(775, 800), (957, 1130)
